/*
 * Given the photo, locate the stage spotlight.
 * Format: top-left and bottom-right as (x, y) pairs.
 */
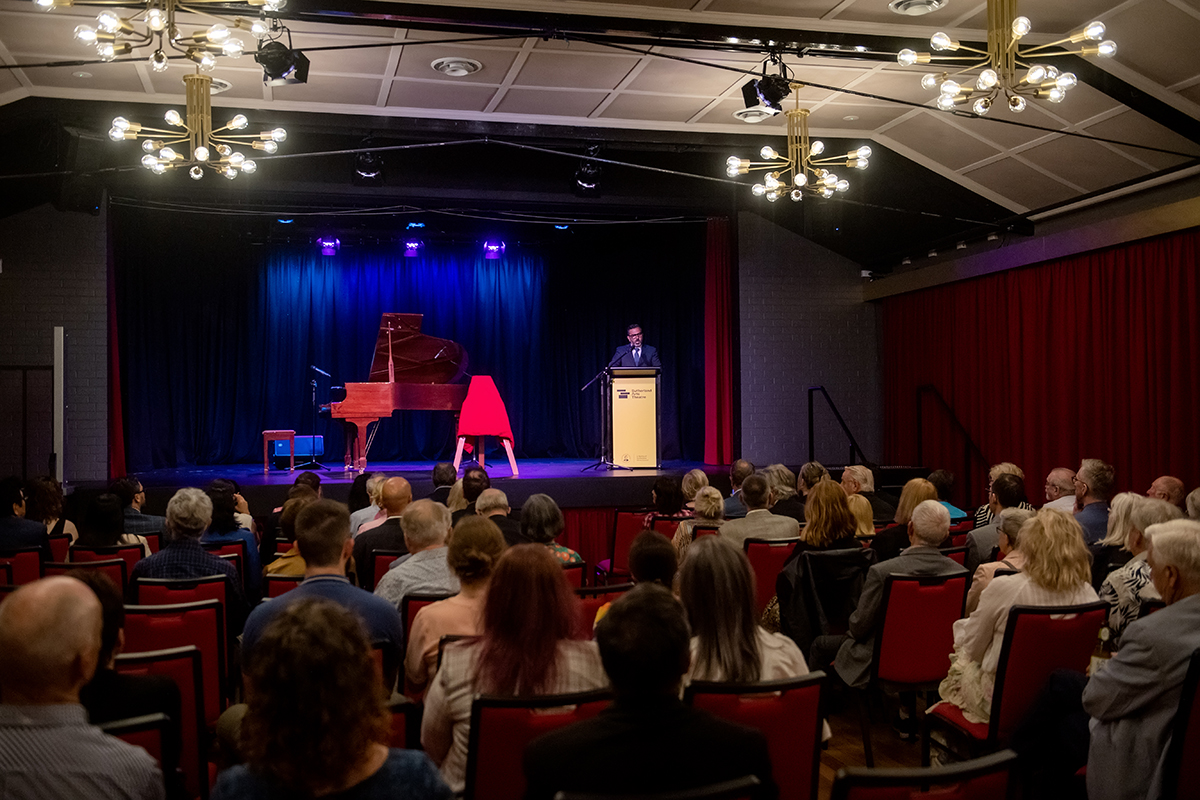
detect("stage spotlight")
(353, 138), (384, 187)
(735, 75), (791, 122)
(255, 40), (309, 86)
(483, 240), (505, 260)
(574, 143), (603, 197)
(316, 235), (339, 256)
(404, 239), (423, 257)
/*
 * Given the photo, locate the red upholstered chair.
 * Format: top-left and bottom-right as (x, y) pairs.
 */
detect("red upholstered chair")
(651, 516), (683, 540)
(832, 749), (1018, 800)
(0, 562), (11, 585)
(926, 602), (1107, 764)
(70, 543), (144, 576)
(949, 533), (969, 549)
(123, 600), (227, 728)
(743, 537), (801, 617)
(555, 776), (762, 800)
(143, 531), (162, 554)
(693, 524), (722, 540)
(562, 561), (586, 589)
(1160, 648), (1200, 800)
(684, 673), (825, 800)
(0, 547), (43, 585)
(453, 375), (519, 477)
(595, 510), (648, 585)
(368, 549), (405, 593)
(99, 713), (172, 796)
(401, 593), (455, 646)
(43, 559), (128, 593)
(131, 575), (232, 656)
(388, 697), (423, 750)
(949, 520), (975, 535)
(464, 689), (614, 800)
(202, 540), (248, 592)
(47, 533), (71, 562)
(275, 539), (295, 555)
(858, 572), (968, 767)
(264, 574), (303, 597)
(574, 583), (634, 639)
(939, 546), (968, 567)
(115, 646), (207, 800)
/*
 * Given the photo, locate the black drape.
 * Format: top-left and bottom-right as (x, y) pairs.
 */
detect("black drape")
(112, 208), (705, 470)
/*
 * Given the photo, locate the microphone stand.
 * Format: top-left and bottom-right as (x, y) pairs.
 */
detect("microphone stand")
(581, 353), (631, 472)
(296, 365), (329, 470)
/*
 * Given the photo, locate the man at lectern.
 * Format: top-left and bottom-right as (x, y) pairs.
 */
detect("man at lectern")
(610, 323), (662, 368)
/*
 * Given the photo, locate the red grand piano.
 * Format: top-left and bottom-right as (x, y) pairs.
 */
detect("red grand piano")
(326, 313), (469, 472)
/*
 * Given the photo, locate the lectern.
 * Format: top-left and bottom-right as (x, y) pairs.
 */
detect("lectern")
(606, 366), (661, 469)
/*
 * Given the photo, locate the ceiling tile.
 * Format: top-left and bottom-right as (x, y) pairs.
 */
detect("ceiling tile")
(599, 93), (715, 122)
(1178, 82), (1200, 105)
(289, 34), (394, 74)
(1081, 109), (1199, 170)
(492, 87), (608, 116)
(272, 75), (382, 106)
(21, 61), (142, 92)
(1003, 0), (1126, 35)
(1106, 0), (1200, 87)
(854, 69), (943, 107)
(816, 102), (912, 129)
(0, 70), (21, 93)
(703, 0), (844, 16)
(940, 105), (1061, 150)
(1029, 82), (1121, 126)
(1018, 134), (1149, 191)
(512, 51), (640, 91)
(831, 0), (971, 26)
(962, 157), (1079, 209)
(695, 98), (788, 126)
(883, 110), (1003, 169)
(395, 45), (514, 84)
(385, 80), (498, 111)
(624, 57), (742, 97)
(148, 64), (264, 99)
(0, 11), (94, 58)
(590, 0), (696, 9)
(533, 39), (616, 54)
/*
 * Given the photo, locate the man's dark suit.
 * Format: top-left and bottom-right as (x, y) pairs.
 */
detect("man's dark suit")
(451, 503), (477, 527)
(482, 513), (527, 547)
(771, 496), (806, 524)
(123, 507), (166, 536)
(524, 697), (777, 800)
(352, 518), (407, 589)
(427, 485), (452, 506)
(0, 515), (51, 561)
(609, 344), (662, 368)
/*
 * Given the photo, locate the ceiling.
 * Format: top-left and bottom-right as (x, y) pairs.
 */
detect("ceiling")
(1, 0), (1198, 267)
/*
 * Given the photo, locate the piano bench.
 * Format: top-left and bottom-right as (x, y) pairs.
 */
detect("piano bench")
(263, 429), (296, 473)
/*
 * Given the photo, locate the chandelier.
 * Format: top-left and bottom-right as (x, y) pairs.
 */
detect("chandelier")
(897, 0), (1117, 115)
(108, 72), (286, 179)
(725, 101), (870, 202)
(34, 0), (284, 72)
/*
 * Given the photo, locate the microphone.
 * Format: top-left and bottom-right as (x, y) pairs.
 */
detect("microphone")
(310, 365), (331, 377)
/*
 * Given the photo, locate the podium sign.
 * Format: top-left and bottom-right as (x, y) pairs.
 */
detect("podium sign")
(609, 367), (660, 468)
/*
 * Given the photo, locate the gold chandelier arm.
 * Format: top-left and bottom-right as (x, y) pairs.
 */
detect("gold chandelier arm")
(929, 53), (990, 63)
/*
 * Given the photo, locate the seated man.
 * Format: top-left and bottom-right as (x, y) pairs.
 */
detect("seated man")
(450, 467), (490, 527)
(110, 476), (167, 538)
(428, 463), (456, 506)
(965, 473), (1027, 577)
(723, 459), (755, 520)
(0, 576), (164, 799)
(523, 584), (776, 800)
(474, 488), (523, 546)
(1148, 475), (1186, 510)
(719, 475), (799, 550)
(0, 475), (51, 560)
(841, 465), (897, 521)
(352, 477), (413, 588)
(1074, 458), (1115, 545)
(1042, 468), (1078, 513)
(375, 500), (460, 619)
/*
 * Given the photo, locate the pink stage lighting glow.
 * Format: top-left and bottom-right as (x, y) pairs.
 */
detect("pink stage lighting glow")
(316, 236), (340, 256)
(483, 240), (505, 260)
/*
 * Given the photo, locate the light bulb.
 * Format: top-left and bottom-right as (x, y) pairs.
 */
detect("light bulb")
(726, 166), (741, 177)
(164, 109), (183, 126)
(822, 187), (834, 198)
(216, 144), (232, 156)
(1047, 87), (1065, 103)
(751, 184), (766, 196)
(1057, 72), (1078, 90)
(261, 141), (278, 154)
(1012, 16), (1031, 38)
(897, 49), (917, 66)
(189, 166), (204, 180)
(223, 38), (244, 58)
(1097, 40), (1117, 57)
(146, 8), (166, 31)
(150, 50), (169, 72)
(823, 173), (837, 188)
(1045, 66), (1059, 80)
(194, 146), (209, 161)
(921, 73), (940, 91)
(229, 114), (249, 130)
(241, 159), (257, 174)
(96, 11), (122, 32)
(790, 189), (802, 202)
(977, 69), (998, 89)
(930, 32), (958, 51)
(760, 146), (778, 160)
(151, 162), (167, 174)
(251, 20), (270, 39)
(141, 154), (158, 169)
(726, 156), (741, 167)
(108, 126), (126, 141)
(206, 24), (230, 42)
(264, 0), (286, 10)
(159, 146), (177, 161)
(1084, 21), (1106, 40)
(973, 97), (991, 115)
(142, 140), (156, 153)
(764, 174), (780, 190)
(35, 0), (55, 7)
(224, 167), (238, 180)
(74, 25), (98, 43)
(940, 80), (960, 97)
(835, 180), (849, 192)
(853, 158), (869, 170)
(229, 152), (245, 167)
(112, 116), (131, 131)
(199, 53), (216, 71)
(810, 141), (824, 156)
(270, 127), (287, 142)
(1009, 95), (1027, 112)
(936, 95), (956, 111)
(855, 146), (872, 159)
(1024, 65), (1047, 84)
(766, 191), (779, 202)
(794, 173), (807, 187)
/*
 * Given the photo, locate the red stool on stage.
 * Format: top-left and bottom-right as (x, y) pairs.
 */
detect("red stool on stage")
(263, 429), (295, 473)
(453, 376), (518, 477)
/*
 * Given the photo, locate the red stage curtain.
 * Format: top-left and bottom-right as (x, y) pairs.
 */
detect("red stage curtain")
(882, 226), (1200, 510)
(561, 507), (615, 571)
(704, 217), (736, 466)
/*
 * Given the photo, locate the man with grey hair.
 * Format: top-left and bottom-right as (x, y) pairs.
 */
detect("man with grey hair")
(1042, 467), (1078, 513)
(1074, 458), (1115, 544)
(0, 577), (164, 799)
(1083, 519), (1200, 800)
(475, 487), (523, 547)
(349, 472), (387, 535)
(1147, 475), (1186, 510)
(825, 500), (965, 689)
(841, 465), (897, 521)
(374, 499), (459, 616)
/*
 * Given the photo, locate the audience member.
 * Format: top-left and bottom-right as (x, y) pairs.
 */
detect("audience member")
(595, 530), (679, 627)
(846, 494), (875, 539)
(1090, 492), (1142, 591)
(225, 479), (255, 535)
(445, 480), (467, 514)
(428, 463), (456, 506)
(347, 472), (372, 514)
(973, 462), (1031, 527)
(871, 478), (940, 563)
(421, 545), (608, 792)
(1098, 498), (1184, 643)
(212, 598), (451, 800)
(821, 500), (963, 688)
(450, 467), (490, 526)
(405, 517), (506, 698)
(0, 576), (164, 799)
(797, 461), (830, 499)
(73, 491), (151, 557)
(681, 469), (710, 512)
(671, 486), (724, 561)
(375, 500), (459, 614)
(964, 472), (1028, 576)
(928, 469), (967, 521)
(938, 509), (1097, 723)
(762, 464), (803, 523)
(264, 492), (321, 578)
(523, 584), (776, 800)
(790, 479), (856, 556)
(643, 476), (691, 529)
(353, 477), (413, 588)
(1074, 458), (1115, 544)
(110, 476), (167, 538)
(1148, 475), (1186, 509)
(203, 479), (261, 596)
(1189, 487), (1200, 521)
(841, 465), (896, 520)
(964, 508), (1033, 614)
(1043, 467), (1078, 513)
(724, 459), (755, 520)
(261, 483), (318, 565)
(0, 475), (51, 560)
(25, 475), (79, 541)
(474, 488), (523, 546)
(520, 493), (582, 565)
(719, 475), (799, 550)
(349, 472), (387, 534)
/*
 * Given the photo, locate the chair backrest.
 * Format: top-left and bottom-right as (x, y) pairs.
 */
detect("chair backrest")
(651, 516), (682, 539)
(685, 673), (824, 800)
(744, 538), (801, 617)
(873, 573), (968, 686)
(554, 776), (762, 800)
(949, 533), (969, 548)
(264, 574), (304, 598)
(562, 561), (586, 589)
(610, 510), (647, 575)
(388, 697), (423, 750)
(939, 546), (968, 566)
(43, 559), (128, 593)
(1161, 649), (1200, 800)
(71, 543), (144, 576)
(402, 593), (455, 642)
(114, 646), (207, 800)
(0, 547), (43, 585)
(275, 539), (294, 555)
(830, 749), (1017, 800)
(143, 531), (162, 554)
(989, 602), (1108, 743)
(949, 520), (975, 535)
(132, 575), (230, 639)
(0, 563), (10, 584)
(47, 533), (71, 562)
(369, 549), (405, 593)
(203, 540), (247, 591)
(98, 712), (170, 776)
(123, 600), (226, 728)
(465, 689), (614, 800)
(800, 548), (878, 636)
(574, 583), (634, 639)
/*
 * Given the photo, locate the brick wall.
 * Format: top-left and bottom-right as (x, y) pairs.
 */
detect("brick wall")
(736, 210), (883, 467)
(0, 203), (108, 483)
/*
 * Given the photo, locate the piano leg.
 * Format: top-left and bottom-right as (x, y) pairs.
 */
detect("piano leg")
(477, 436), (485, 469)
(453, 437), (467, 473)
(502, 438), (519, 477)
(350, 418), (372, 472)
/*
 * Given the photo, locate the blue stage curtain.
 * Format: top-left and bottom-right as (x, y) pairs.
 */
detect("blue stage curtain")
(113, 211), (706, 470)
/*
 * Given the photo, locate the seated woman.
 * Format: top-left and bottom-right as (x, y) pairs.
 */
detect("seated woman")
(672, 486), (725, 561)
(421, 545), (609, 792)
(642, 476), (692, 530)
(1090, 492), (1141, 591)
(763, 464), (805, 522)
(405, 516), (506, 698)
(72, 492), (150, 557)
(203, 479), (261, 595)
(964, 508), (1032, 615)
(846, 494), (875, 539)
(790, 479), (858, 556)
(212, 597), (451, 800)
(263, 493), (319, 578)
(520, 493), (582, 565)
(681, 469), (709, 513)
(1099, 498), (1184, 644)
(26, 475), (79, 542)
(871, 478), (941, 562)
(937, 508), (1097, 724)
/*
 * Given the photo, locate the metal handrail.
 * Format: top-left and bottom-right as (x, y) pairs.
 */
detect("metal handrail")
(916, 384), (989, 506)
(807, 386), (874, 468)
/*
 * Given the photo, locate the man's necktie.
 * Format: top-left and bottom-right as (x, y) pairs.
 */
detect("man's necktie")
(633, 348), (641, 365)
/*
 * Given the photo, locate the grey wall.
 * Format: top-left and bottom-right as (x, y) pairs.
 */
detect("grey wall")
(0, 203), (108, 483)
(737, 210), (882, 467)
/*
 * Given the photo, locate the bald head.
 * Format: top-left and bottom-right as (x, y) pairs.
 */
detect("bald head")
(380, 477), (413, 515)
(0, 577), (102, 703)
(1149, 476), (1186, 508)
(1045, 468), (1076, 502)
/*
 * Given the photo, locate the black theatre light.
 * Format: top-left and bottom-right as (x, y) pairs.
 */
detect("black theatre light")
(255, 40), (309, 86)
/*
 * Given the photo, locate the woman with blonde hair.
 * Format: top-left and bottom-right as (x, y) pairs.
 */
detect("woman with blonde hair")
(937, 508), (1098, 723)
(793, 479), (857, 553)
(681, 469), (709, 511)
(672, 486), (724, 561)
(1090, 492), (1143, 590)
(846, 494), (875, 539)
(871, 478), (941, 562)
(974, 462), (1033, 527)
(445, 480), (467, 514)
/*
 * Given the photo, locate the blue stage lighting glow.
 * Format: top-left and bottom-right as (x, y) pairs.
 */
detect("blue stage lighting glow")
(404, 239), (423, 257)
(277, 219), (294, 224)
(555, 225), (569, 230)
(406, 222), (425, 229)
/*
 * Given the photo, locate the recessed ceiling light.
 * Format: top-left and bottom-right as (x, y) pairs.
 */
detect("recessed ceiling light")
(431, 57), (483, 77)
(73, 71), (92, 79)
(888, 0), (946, 14)
(209, 78), (233, 94)
(843, 115), (859, 121)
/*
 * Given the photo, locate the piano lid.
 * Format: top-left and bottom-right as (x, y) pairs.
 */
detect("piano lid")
(368, 312), (469, 384)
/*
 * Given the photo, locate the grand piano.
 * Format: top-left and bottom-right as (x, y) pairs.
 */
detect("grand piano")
(325, 313), (469, 471)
